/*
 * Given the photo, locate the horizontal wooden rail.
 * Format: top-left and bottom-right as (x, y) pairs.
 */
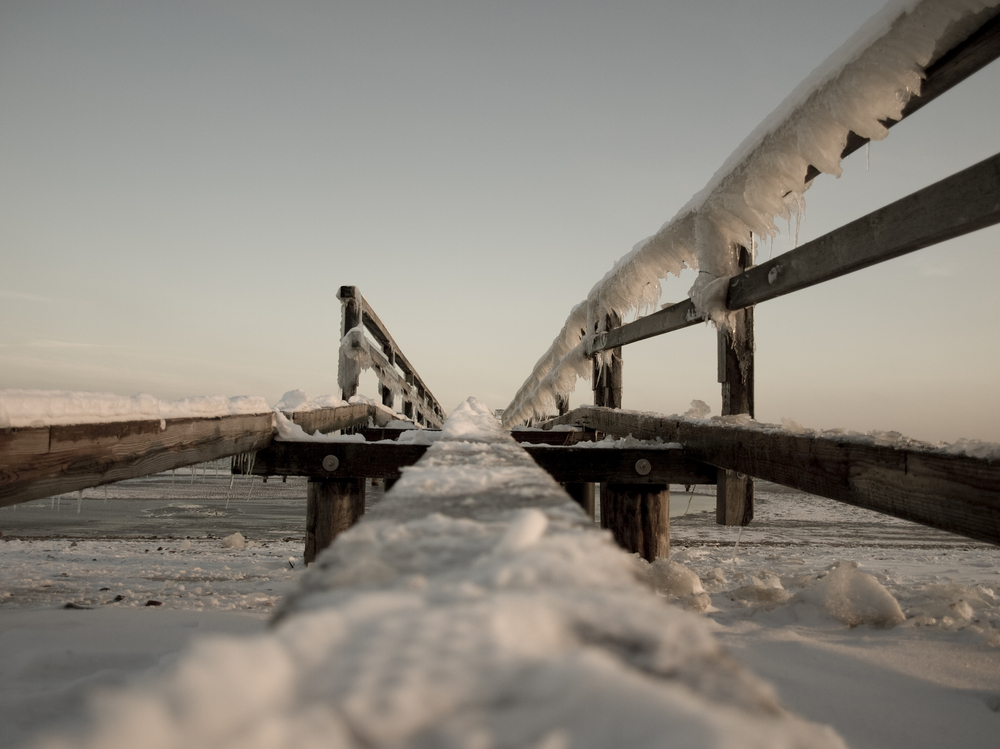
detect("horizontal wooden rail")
(591, 151), (1000, 354)
(0, 403), (389, 507)
(0, 414), (274, 508)
(544, 407), (1000, 546)
(237, 440), (718, 486)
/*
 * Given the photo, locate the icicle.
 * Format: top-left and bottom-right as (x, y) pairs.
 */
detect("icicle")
(680, 485), (695, 517)
(104, 485), (108, 502)
(730, 525), (744, 565)
(77, 490), (83, 514)
(172, 469), (176, 484)
(244, 454), (257, 502)
(866, 141), (871, 170)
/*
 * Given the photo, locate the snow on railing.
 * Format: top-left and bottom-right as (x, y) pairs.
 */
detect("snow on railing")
(503, 0), (1000, 427)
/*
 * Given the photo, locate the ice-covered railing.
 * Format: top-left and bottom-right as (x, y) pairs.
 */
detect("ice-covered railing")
(504, 0), (1000, 428)
(337, 286), (445, 428)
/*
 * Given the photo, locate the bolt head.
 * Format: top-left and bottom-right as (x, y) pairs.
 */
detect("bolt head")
(635, 458), (652, 476)
(322, 454), (340, 472)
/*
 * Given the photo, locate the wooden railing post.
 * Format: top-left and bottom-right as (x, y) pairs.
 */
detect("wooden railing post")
(338, 286), (362, 402)
(381, 344), (395, 409)
(304, 478), (365, 565)
(591, 310), (670, 553)
(716, 245), (755, 526)
(600, 484), (670, 562)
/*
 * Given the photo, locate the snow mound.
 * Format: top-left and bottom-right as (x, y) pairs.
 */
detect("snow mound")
(221, 532), (245, 549)
(274, 389), (344, 412)
(793, 562), (905, 628)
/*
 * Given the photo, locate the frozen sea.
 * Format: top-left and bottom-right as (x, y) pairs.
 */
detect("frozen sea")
(1, 469), (998, 748)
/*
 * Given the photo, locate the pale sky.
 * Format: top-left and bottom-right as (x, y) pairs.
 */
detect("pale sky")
(2, 0), (998, 443)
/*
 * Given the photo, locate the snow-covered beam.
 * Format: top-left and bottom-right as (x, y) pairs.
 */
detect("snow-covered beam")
(545, 406), (1000, 546)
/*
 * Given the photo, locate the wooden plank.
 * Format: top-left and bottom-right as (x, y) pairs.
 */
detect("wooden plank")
(244, 441), (428, 479)
(238, 439), (717, 486)
(590, 300), (703, 354)
(544, 407), (1000, 545)
(591, 152), (1000, 355)
(729, 152), (1000, 309)
(287, 404), (375, 435)
(805, 12), (1000, 181)
(0, 413), (274, 508)
(305, 478), (365, 565)
(526, 446), (716, 485)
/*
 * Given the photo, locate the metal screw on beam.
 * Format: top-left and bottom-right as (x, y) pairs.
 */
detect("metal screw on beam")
(322, 455), (340, 472)
(635, 459), (651, 476)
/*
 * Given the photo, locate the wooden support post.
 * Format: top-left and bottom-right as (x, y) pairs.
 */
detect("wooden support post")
(304, 478), (365, 565)
(591, 312), (632, 543)
(599, 484), (670, 562)
(381, 344), (395, 409)
(592, 311), (623, 410)
(717, 245), (755, 526)
(564, 482), (595, 520)
(338, 286), (362, 402)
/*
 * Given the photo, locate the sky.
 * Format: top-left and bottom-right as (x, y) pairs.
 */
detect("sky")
(1, 0), (998, 443)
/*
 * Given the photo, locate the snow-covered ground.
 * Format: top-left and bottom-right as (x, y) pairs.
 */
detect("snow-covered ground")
(1, 479), (998, 748)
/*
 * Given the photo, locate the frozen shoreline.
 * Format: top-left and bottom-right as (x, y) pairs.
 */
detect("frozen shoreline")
(2, 483), (998, 748)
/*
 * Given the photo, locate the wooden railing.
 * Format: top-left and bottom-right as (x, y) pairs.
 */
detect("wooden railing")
(337, 286), (445, 428)
(504, 10), (1000, 552)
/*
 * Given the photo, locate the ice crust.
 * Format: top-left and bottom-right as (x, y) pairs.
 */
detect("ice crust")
(30, 398), (848, 749)
(503, 0), (1000, 428)
(0, 389), (270, 429)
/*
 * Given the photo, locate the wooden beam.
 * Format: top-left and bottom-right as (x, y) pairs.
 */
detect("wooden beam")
(287, 404), (380, 435)
(544, 407), (1000, 546)
(238, 439), (717, 486)
(0, 413), (274, 508)
(590, 152), (1000, 354)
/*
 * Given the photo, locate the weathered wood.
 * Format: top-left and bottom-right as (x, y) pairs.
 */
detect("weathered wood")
(239, 439), (717, 486)
(287, 404), (389, 435)
(804, 12), (1000, 182)
(730, 152), (1000, 310)
(600, 484), (670, 562)
(545, 406), (1000, 546)
(0, 413), (274, 508)
(304, 478), (365, 564)
(717, 245), (754, 527)
(592, 311), (623, 410)
(527, 446), (716, 485)
(512, 430), (594, 446)
(243, 441), (428, 479)
(591, 152), (1000, 354)
(564, 482), (595, 519)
